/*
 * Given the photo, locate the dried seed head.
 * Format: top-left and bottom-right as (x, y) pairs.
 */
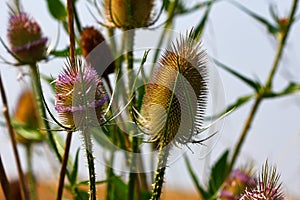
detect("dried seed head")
(141, 31), (208, 148)
(7, 12), (48, 63)
(105, 0), (154, 29)
(240, 161), (285, 200)
(14, 89), (44, 144)
(80, 27), (115, 76)
(55, 59), (109, 129)
(220, 168), (256, 200)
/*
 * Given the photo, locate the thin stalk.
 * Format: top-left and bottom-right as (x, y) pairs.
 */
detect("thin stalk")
(123, 29), (140, 200)
(67, 0), (76, 69)
(83, 130), (96, 200)
(228, 0), (299, 172)
(26, 144), (38, 200)
(0, 155), (13, 200)
(29, 63), (62, 162)
(150, 145), (170, 200)
(150, 0), (178, 76)
(0, 74), (29, 200)
(56, 131), (73, 200)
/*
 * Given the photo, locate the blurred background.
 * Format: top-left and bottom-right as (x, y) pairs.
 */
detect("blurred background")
(0, 0), (299, 199)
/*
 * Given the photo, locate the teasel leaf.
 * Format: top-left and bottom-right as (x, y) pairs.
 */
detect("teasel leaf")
(141, 30), (208, 148)
(228, 0), (279, 35)
(45, 0), (67, 21)
(213, 58), (261, 92)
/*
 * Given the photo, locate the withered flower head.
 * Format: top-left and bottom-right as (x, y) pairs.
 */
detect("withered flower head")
(220, 168), (256, 200)
(14, 89), (44, 144)
(240, 161), (285, 200)
(104, 0), (154, 29)
(141, 30), (208, 148)
(80, 27), (115, 76)
(55, 59), (109, 129)
(7, 12), (48, 64)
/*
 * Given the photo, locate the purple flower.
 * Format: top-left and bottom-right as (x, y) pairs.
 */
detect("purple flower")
(240, 162), (285, 200)
(55, 60), (108, 128)
(220, 168), (256, 200)
(7, 12), (47, 63)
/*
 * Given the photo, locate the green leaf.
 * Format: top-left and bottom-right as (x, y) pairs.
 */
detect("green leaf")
(193, 2), (212, 40)
(184, 155), (208, 199)
(213, 58), (261, 92)
(70, 148), (80, 186)
(10, 119), (45, 143)
(267, 82), (300, 98)
(50, 47), (82, 57)
(45, 0), (67, 21)
(207, 150), (229, 197)
(74, 189), (89, 200)
(228, 0), (279, 35)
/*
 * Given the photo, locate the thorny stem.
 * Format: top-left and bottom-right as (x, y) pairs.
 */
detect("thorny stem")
(150, 145), (170, 200)
(26, 145), (38, 200)
(228, 0), (299, 173)
(83, 130), (96, 200)
(150, 0), (178, 76)
(0, 155), (12, 200)
(56, 132), (73, 200)
(0, 74), (29, 200)
(124, 29), (139, 200)
(29, 63), (62, 162)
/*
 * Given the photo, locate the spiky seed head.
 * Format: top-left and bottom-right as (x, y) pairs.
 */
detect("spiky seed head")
(55, 59), (109, 129)
(240, 161), (285, 200)
(80, 26), (115, 76)
(7, 12), (48, 63)
(141, 31), (208, 148)
(104, 0), (154, 29)
(13, 89), (45, 144)
(220, 168), (256, 200)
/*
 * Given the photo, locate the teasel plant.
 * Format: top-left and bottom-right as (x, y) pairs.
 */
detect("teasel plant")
(1, 1), (65, 170)
(138, 30), (210, 200)
(240, 161), (285, 200)
(100, 1), (166, 199)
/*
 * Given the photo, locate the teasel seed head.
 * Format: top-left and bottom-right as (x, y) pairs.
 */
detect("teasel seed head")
(141, 30), (208, 148)
(80, 26), (115, 77)
(13, 89), (44, 144)
(55, 59), (109, 129)
(7, 12), (48, 64)
(104, 0), (154, 29)
(240, 161), (285, 200)
(220, 167), (256, 200)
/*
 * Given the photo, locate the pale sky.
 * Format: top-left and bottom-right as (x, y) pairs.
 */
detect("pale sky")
(0, 0), (299, 198)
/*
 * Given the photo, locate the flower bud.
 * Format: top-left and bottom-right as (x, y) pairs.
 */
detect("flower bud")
(220, 169), (255, 200)
(105, 0), (154, 29)
(55, 60), (109, 129)
(80, 27), (115, 76)
(14, 90), (44, 144)
(141, 31), (208, 148)
(240, 162), (285, 200)
(7, 12), (47, 63)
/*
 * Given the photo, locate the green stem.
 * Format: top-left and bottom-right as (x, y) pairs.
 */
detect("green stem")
(30, 64), (62, 162)
(26, 144), (38, 200)
(83, 129), (96, 200)
(150, 145), (170, 200)
(228, 0), (299, 172)
(56, 131), (73, 200)
(150, 0), (178, 76)
(123, 29), (139, 200)
(0, 155), (12, 200)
